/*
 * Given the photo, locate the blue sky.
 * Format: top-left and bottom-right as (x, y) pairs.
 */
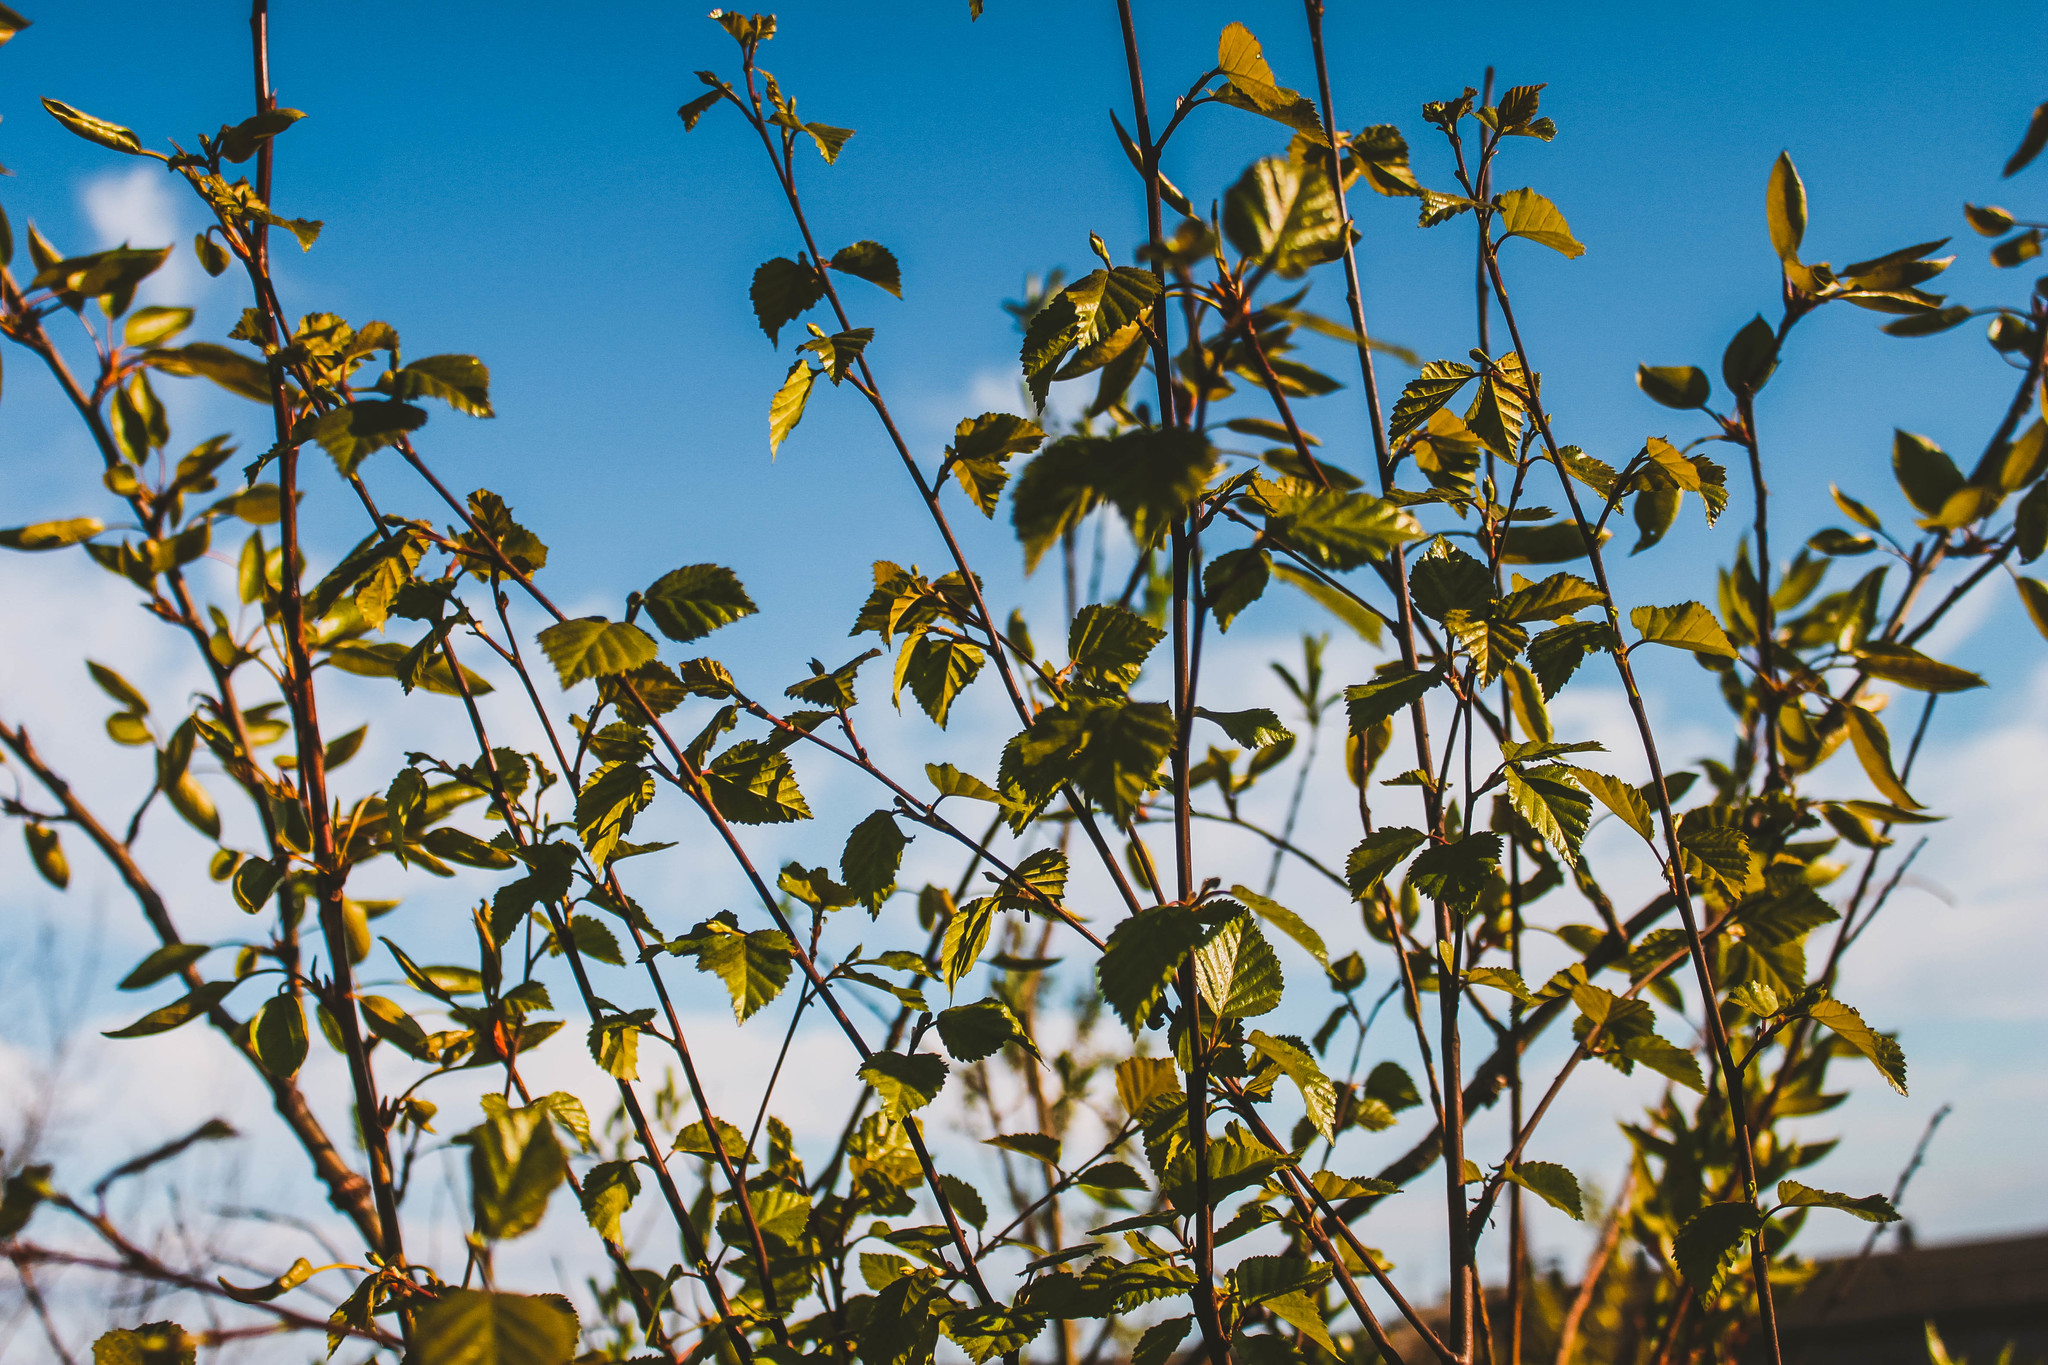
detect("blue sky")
(2, 0), (2046, 1316)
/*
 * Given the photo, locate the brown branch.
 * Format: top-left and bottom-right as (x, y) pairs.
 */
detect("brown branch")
(0, 718), (382, 1249)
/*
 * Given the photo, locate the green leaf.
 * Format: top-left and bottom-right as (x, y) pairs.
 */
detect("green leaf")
(947, 411), (1044, 515)
(1853, 641), (1985, 693)
(1020, 267), (1162, 405)
(218, 1257), (316, 1305)
(944, 1308), (1046, 1365)
(1776, 1180), (1899, 1223)
(579, 1161), (639, 1243)
(1499, 572), (1603, 623)
(1212, 23), (1326, 139)
(1203, 547), (1270, 632)
(1223, 155), (1345, 279)
(24, 822), (69, 889)
(361, 994), (433, 1059)
(804, 121), (854, 163)
(769, 359), (819, 456)
(1133, 1318), (1194, 1365)
(1765, 151), (1807, 262)
(1504, 1161), (1584, 1219)
(0, 517), (104, 551)
(1841, 705), (1922, 811)
(1069, 602), (1164, 690)
(1390, 360), (1477, 441)
(1074, 1160), (1148, 1191)
(1410, 542), (1495, 627)
(800, 324), (873, 384)
(1408, 834), (1503, 916)
(389, 355), (493, 417)
(1230, 885), (1326, 968)
(1722, 314), (1780, 395)
(1346, 827), (1427, 897)
(294, 400), (428, 476)
(1527, 620), (1616, 697)
(1000, 695), (1175, 825)
(589, 1010), (652, 1080)
(841, 811), (906, 912)
(859, 1050), (949, 1119)
(2017, 483), (2048, 563)
(1504, 765), (1593, 864)
(1260, 486), (1421, 570)
(1465, 966), (1536, 1006)
(983, 1132), (1061, 1164)
(1497, 187), (1585, 258)
(536, 618), (658, 688)
(1196, 707), (1292, 749)
(574, 761), (653, 868)
(937, 998), (1038, 1064)
(1630, 601), (1737, 659)
(1674, 1202), (1764, 1298)
(927, 762), (1007, 805)
(1568, 766), (1655, 842)
(1805, 998), (1908, 1094)
(896, 635), (984, 726)
(1891, 430), (1964, 517)
(830, 240), (902, 297)
(466, 1104), (567, 1241)
(696, 922), (795, 1023)
(104, 980), (237, 1038)
(1345, 667), (1440, 734)
(412, 1289), (578, 1365)
(1099, 904), (1206, 1032)
(41, 97), (151, 157)
(1883, 306), (1972, 337)
(1365, 1061), (1423, 1112)
(2005, 99), (2048, 177)
(250, 995), (307, 1079)
(642, 564), (757, 643)
(1638, 364), (1710, 410)
(1195, 913), (1284, 1018)
(751, 257), (825, 343)
(1503, 519), (1608, 564)
(1161, 1121), (1288, 1212)
(2017, 576), (2048, 638)
(118, 943), (209, 991)
(1246, 1030), (1336, 1140)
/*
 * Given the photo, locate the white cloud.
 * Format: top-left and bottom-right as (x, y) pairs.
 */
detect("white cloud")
(79, 164), (199, 305)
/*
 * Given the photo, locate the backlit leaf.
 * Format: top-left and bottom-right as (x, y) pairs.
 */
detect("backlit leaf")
(1806, 998), (1908, 1094)
(1630, 601), (1737, 659)
(1776, 1180), (1900, 1223)
(1765, 151), (1807, 262)
(1504, 1161), (1583, 1219)
(412, 1289), (577, 1365)
(642, 564), (757, 643)
(1497, 187), (1585, 259)
(536, 618), (658, 688)
(859, 1050), (949, 1120)
(1675, 1202), (1764, 1299)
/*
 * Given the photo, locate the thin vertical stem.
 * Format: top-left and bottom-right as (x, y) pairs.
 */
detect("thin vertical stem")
(246, 0), (404, 1270)
(1110, 5), (1222, 1360)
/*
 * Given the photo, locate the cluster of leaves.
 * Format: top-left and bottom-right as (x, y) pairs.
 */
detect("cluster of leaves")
(1, 8), (2042, 1365)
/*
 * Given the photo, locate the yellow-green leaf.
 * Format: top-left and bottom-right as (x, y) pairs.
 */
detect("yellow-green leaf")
(1630, 601), (1737, 659)
(0, 517), (103, 551)
(41, 97), (153, 157)
(769, 360), (818, 456)
(535, 618), (658, 688)
(1497, 187), (1585, 259)
(1841, 704), (1921, 810)
(1766, 150), (1807, 262)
